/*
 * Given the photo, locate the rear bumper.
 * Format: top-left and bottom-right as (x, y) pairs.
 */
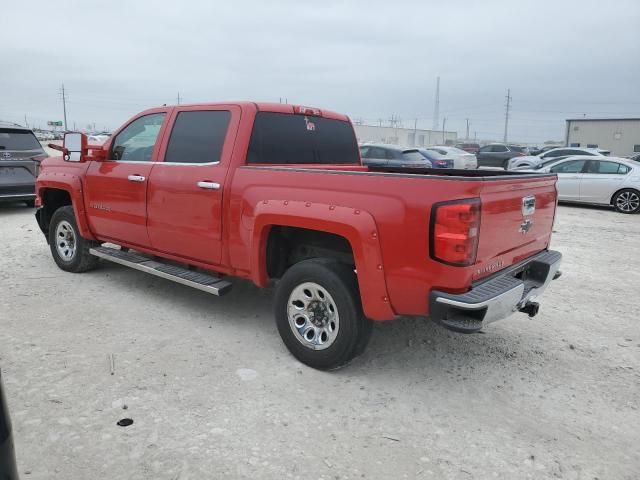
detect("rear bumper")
(429, 250), (562, 333)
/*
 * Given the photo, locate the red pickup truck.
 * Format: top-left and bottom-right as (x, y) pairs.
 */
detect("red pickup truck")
(35, 102), (561, 369)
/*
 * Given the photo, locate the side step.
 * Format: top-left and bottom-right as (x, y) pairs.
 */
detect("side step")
(89, 246), (232, 296)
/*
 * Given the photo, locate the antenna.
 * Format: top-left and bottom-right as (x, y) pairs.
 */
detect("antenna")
(177, 92), (181, 105)
(503, 88), (511, 143)
(432, 76), (440, 130)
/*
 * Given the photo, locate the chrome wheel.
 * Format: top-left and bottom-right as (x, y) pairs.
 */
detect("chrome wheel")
(616, 191), (640, 213)
(55, 220), (77, 261)
(287, 282), (339, 350)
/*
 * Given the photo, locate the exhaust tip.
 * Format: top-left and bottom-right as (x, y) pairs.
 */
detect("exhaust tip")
(519, 301), (540, 318)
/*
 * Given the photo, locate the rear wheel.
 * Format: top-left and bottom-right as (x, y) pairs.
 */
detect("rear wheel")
(502, 159), (510, 170)
(49, 206), (100, 272)
(274, 258), (373, 370)
(613, 189), (640, 214)
(24, 199), (35, 208)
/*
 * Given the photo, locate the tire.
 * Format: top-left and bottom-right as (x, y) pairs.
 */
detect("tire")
(49, 205), (100, 272)
(613, 189), (640, 214)
(24, 199), (35, 208)
(502, 159), (510, 170)
(274, 258), (373, 370)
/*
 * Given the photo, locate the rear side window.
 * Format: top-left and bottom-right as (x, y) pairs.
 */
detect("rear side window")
(165, 111), (231, 164)
(0, 129), (42, 151)
(247, 112), (359, 165)
(491, 145), (508, 152)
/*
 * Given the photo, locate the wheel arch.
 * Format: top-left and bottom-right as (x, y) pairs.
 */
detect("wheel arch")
(250, 200), (396, 321)
(610, 187), (640, 203)
(36, 176), (95, 241)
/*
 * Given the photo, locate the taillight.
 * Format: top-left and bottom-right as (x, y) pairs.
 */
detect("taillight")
(430, 199), (481, 266)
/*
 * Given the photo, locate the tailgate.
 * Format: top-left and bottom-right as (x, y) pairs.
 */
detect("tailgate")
(474, 174), (557, 281)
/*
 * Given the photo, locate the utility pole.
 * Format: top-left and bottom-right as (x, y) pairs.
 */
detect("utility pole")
(24, 114), (28, 128)
(60, 83), (68, 131)
(413, 118), (418, 146)
(177, 92), (181, 104)
(503, 88), (511, 143)
(442, 117), (447, 144)
(432, 76), (440, 130)
(465, 118), (470, 140)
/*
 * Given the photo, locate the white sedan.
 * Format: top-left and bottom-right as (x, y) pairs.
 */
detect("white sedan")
(527, 156), (640, 213)
(423, 146), (477, 169)
(509, 147), (609, 170)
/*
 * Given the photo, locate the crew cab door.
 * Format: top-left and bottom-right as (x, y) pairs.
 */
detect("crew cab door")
(146, 106), (240, 265)
(84, 111), (167, 246)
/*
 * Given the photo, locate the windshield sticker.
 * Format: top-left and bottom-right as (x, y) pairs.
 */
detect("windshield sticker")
(304, 116), (316, 132)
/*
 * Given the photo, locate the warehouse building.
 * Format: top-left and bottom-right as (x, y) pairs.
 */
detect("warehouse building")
(354, 124), (457, 147)
(565, 118), (640, 157)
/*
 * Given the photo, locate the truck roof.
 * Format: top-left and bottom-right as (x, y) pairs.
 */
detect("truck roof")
(147, 101), (350, 122)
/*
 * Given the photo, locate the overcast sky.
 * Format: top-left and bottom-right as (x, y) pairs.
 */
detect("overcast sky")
(2, 0), (639, 143)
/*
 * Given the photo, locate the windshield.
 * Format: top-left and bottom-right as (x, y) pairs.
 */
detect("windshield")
(0, 129), (42, 151)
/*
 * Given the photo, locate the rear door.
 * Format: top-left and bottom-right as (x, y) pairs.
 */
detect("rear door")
(549, 159), (587, 200)
(84, 111), (167, 246)
(146, 106), (240, 265)
(579, 160), (628, 203)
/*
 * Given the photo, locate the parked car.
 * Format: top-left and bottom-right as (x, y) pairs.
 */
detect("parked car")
(423, 146), (477, 169)
(476, 144), (527, 168)
(359, 144), (433, 168)
(416, 149), (454, 168)
(0, 122), (47, 207)
(523, 156), (640, 213)
(509, 147), (608, 170)
(455, 143), (480, 154)
(0, 370), (19, 480)
(626, 153), (640, 162)
(36, 102), (561, 370)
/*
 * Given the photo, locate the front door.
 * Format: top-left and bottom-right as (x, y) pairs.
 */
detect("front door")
(146, 106), (240, 265)
(549, 159), (587, 201)
(84, 111), (167, 246)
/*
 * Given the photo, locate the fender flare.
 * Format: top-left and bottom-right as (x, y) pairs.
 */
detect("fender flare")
(36, 173), (96, 240)
(250, 200), (396, 321)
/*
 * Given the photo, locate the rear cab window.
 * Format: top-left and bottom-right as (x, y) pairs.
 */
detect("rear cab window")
(0, 129), (43, 152)
(247, 112), (359, 165)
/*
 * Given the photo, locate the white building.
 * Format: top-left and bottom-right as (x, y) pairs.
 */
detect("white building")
(565, 118), (640, 156)
(354, 124), (457, 147)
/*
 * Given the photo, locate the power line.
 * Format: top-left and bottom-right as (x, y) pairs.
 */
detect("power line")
(503, 88), (511, 143)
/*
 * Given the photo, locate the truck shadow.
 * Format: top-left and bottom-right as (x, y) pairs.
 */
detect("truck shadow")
(0, 202), (34, 216)
(96, 262), (535, 376)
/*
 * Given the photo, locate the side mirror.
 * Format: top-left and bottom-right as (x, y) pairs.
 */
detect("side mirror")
(63, 132), (87, 162)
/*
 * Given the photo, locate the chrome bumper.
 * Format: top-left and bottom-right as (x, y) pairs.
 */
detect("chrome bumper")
(429, 250), (562, 333)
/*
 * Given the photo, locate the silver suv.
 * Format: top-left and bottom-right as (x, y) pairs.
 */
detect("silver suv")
(0, 122), (46, 207)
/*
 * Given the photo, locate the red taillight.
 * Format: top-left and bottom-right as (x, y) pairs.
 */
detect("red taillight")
(430, 199), (481, 266)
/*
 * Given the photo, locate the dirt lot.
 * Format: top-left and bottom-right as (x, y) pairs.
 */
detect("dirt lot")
(0, 202), (638, 479)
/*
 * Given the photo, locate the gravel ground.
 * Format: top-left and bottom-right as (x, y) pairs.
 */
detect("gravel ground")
(1, 202), (638, 479)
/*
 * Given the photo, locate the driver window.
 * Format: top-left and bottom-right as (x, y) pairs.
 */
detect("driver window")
(110, 113), (166, 162)
(550, 160), (586, 173)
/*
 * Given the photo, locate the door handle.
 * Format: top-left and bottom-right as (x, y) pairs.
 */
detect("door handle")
(197, 181), (221, 190)
(127, 174), (146, 182)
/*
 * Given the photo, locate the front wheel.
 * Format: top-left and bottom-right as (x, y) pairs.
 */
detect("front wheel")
(613, 189), (640, 214)
(274, 258), (373, 370)
(49, 205), (100, 272)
